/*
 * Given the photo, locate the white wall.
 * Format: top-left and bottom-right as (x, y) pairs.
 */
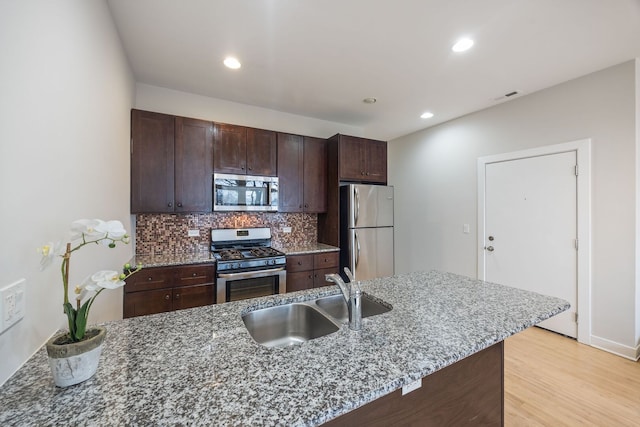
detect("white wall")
(0, 0), (135, 385)
(389, 61), (638, 356)
(135, 83), (363, 138)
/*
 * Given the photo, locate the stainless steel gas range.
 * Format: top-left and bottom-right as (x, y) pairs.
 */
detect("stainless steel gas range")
(210, 228), (286, 303)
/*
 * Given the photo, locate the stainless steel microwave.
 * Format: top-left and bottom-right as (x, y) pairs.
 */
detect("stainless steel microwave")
(213, 173), (279, 212)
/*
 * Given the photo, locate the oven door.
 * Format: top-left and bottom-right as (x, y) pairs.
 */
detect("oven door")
(216, 267), (286, 303)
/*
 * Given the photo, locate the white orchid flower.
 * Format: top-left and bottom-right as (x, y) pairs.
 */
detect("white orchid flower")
(70, 219), (106, 240)
(97, 220), (127, 239)
(37, 241), (61, 271)
(91, 270), (126, 290)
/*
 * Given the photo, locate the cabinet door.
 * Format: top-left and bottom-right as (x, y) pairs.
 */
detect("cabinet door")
(287, 271), (315, 292)
(303, 137), (327, 212)
(173, 284), (215, 309)
(123, 289), (173, 318)
(175, 117), (214, 212)
(214, 123), (247, 174)
(365, 139), (387, 183)
(338, 135), (366, 181)
(246, 128), (277, 176)
(286, 254), (314, 272)
(131, 109), (175, 213)
(277, 133), (304, 212)
(314, 267), (339, 287)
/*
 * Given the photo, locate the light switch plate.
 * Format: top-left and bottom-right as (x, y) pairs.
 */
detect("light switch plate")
(0, 279), (26, 334)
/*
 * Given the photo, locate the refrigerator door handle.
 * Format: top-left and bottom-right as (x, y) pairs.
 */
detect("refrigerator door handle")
(354, 186), (360, 227)
(355, 231), (360, 267)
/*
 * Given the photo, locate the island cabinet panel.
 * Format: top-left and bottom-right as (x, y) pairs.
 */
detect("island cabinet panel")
(324, 342), (504, 427)
(286, 252), (339, 292)
(131, 109), (214, 214)
(214, 123), (277, 176)
(124, 264), (216, 318)
(277, 133), (328, 213)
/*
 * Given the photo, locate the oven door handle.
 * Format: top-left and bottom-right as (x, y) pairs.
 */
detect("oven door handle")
(218, 267), (285, 279)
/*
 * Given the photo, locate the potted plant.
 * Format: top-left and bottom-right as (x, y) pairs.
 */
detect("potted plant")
(38, 219), (140, 387)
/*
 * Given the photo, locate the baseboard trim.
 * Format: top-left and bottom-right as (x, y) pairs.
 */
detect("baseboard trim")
(590, 335), (639, 361)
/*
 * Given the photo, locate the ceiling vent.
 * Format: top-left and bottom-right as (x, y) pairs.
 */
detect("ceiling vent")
(493, 90), (524, 102)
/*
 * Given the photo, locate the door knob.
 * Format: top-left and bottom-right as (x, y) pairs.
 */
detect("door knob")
(488, 236), (494, 241)
(485, 246), (494, 252)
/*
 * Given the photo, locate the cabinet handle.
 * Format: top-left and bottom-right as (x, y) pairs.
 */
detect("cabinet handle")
(168, 202), (173, 207)
(361, 171), (366, 175)
(147, 277), (152, 281)
(192, 273), (197, 277)
(175, 293), (180, 299)
(165, 294), (170, 300)
(298, 261), (302, 265)
(177, 202), (183, 207)
(309, 274), (313, 279)
(248, 166), (252, 171)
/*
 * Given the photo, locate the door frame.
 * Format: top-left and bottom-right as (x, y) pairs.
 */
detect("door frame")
(477, 139), (591, 344)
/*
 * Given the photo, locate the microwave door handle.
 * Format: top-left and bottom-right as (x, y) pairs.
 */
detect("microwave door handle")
(218, 267), (285, 279)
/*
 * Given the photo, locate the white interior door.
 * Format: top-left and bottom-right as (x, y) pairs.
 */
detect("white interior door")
(483, 151), (577, 338)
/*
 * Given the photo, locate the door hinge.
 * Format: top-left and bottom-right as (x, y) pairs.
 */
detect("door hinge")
(574, 238), (579, 250)
(573, 312), (578, 323)
(574, 165), (579, 176)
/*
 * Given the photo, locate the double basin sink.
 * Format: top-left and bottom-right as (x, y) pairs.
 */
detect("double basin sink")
(242, 293), (392, 348)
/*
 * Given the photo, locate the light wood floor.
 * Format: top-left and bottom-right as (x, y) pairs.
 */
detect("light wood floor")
(504, 327), (640, 426)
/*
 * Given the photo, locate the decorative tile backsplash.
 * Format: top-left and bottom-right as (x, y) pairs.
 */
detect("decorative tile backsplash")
(135, 212), (318, 254)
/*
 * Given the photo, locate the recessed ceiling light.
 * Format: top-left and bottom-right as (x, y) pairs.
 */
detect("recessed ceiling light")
(452, 38), (474, 53)
(420, 112), (434, 119)
(223, 57), (241, 69)
(363, 97), (377, 104)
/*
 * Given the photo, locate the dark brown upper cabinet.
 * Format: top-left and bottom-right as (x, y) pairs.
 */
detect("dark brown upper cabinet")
(214, 123), (277, 176)
(277, 133), (327, 213)
(131, 109), (213, 213)
(337, 135), (387, 184)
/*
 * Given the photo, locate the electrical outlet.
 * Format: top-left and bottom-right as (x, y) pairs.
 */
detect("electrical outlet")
(402, 378), (422, 395)
(282, 226), (292, 233)
(0, 279), (26, 334)
(188, 229), (200, 237)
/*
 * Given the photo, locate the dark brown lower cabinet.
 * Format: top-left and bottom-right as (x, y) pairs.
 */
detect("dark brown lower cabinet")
(286, 252), (339, 292)
(124, 264), (215, 318)
(324, 342), (504, 426)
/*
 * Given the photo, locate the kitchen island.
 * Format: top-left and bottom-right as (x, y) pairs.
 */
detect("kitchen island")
(0, 271), (568, 426)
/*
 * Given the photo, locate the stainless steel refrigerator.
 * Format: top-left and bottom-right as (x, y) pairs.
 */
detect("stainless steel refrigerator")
(340, 184), (394, 281)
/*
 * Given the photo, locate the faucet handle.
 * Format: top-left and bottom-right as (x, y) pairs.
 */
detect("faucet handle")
(343, 267), (355, 283)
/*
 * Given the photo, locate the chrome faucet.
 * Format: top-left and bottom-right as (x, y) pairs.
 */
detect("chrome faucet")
(325, 268), (362, 331)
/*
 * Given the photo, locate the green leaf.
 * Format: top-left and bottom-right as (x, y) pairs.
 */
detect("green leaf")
(63, 302), (78, 341)
(74, 300), (92, 341)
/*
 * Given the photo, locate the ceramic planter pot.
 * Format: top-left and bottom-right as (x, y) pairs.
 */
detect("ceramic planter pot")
(45, 326), (106, 387)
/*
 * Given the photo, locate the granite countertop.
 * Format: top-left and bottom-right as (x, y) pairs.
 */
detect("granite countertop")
(130, 243), (338, 269)
(0, 271), (569, 426)
(129, 251), (215, 268)
(274, 242), (340, 255)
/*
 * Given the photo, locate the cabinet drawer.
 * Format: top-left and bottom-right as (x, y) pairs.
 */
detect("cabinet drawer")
(287, 271), (315, 292)
(124, 266), (174, 293)
(314, 267), (339, 287)
(286, 254), (314, 272)
(175, 264), (215, 286)
(314, 252), (339, 269)
(173, 284), (215, 309)
(123, 288), (173, 318)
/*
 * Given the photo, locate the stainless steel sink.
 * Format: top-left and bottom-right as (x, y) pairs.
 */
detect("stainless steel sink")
(314, 294), (392, 322)
(242, 303), (340, 348)
(242, 293), (392, 348)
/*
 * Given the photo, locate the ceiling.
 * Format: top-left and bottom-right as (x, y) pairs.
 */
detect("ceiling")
(107, 0), (640, 141)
